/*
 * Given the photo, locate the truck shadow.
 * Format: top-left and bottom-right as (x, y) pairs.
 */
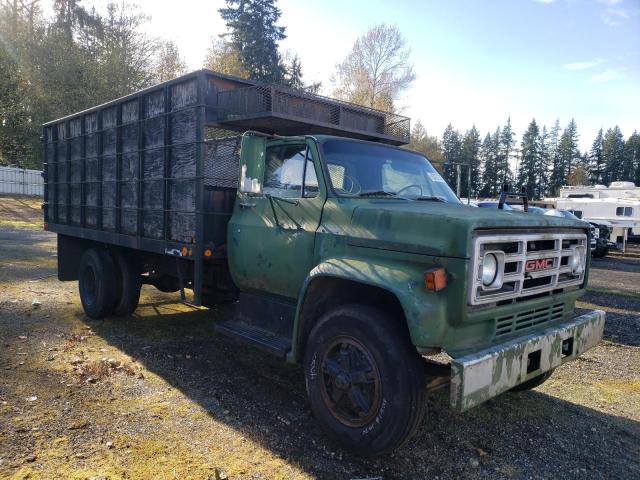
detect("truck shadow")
(79, 294), (640, 480)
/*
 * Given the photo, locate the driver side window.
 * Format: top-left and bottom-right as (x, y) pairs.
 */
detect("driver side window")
(264, 144), (318, 198)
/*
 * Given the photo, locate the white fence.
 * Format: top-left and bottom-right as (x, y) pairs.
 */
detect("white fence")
(0, 165), (43, 196)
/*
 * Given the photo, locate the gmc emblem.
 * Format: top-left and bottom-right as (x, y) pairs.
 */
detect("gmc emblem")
(525, 258), (553, 272)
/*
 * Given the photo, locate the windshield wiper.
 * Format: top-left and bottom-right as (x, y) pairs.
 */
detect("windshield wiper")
(358, 190), (398, 198)
(415, 196), (446, 202)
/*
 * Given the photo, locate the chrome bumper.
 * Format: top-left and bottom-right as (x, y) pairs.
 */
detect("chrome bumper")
(450, 309), (606, 411)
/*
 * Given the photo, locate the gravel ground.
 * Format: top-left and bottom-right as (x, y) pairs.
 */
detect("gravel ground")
(0, 197), (639, 479)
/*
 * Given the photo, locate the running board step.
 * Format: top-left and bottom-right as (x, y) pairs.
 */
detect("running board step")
(215, 321), (292, 358)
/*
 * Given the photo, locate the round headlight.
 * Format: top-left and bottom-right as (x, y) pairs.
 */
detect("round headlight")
(482, 253), (498, 286)
(570, 246), (585, 274)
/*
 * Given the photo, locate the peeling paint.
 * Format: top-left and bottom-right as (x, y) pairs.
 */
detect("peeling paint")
(450, 309), (605, 411)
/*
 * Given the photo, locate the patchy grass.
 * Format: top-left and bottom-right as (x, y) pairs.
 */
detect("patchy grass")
(0, 195), (43, 230)
(587, 287), (640, 301)
(0, 207), (639, 478)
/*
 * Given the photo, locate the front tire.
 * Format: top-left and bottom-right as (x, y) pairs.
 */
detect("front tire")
(304, 305), (426, 456)
(78, 248), (117, 319)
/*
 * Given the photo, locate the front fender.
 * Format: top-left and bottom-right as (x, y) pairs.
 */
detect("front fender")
(289, 256), (455, 362)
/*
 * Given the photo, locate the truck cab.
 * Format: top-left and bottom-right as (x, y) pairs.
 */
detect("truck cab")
(222, 132), (605, 454)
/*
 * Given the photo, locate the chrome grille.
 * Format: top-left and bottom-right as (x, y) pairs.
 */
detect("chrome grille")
(469, 231), (587, 306)
(495, 303), (565, 337)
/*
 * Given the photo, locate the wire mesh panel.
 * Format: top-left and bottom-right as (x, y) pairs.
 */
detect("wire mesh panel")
(216, 84), (411, 145)
(205, 132), (241, 189)
(102, 107), (118, 231)
(121, 100), (139, 235)
(204, 134), (241, 248)
(69, 118), (82, 225)
(85, 113), (99, 227)
(168, 79), (198, 243)
(56, 123), (68, 223)
(44, 127), (55, 220)
(142, 90), (165, 239)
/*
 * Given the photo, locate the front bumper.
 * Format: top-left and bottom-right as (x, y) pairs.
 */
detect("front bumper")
(450, 309), (605, 411)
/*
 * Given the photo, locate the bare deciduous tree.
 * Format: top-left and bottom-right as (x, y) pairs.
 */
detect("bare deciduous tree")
(333, 24), (414, 112)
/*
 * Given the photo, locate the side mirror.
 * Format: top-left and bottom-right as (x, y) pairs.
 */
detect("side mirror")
(238, 133), (267, 194)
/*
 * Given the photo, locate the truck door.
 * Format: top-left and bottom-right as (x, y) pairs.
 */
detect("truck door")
(228, 135), (325, 299)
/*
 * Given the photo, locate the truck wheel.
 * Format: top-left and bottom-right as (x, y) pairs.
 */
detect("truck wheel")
(112, 250), (141, 316)
(304, 305), (426, 456)
(510, 370), (553, 392)
(78, 249), (117, 319)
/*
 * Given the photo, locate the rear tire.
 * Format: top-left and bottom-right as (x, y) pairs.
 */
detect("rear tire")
(112, 249), (141, 316)
(510, 370), (553, 392)
(304, 305), (426, 456)
(78, 248), (117, 319)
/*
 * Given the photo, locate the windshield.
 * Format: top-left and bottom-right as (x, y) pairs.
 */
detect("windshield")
(321, 139), (460, 203)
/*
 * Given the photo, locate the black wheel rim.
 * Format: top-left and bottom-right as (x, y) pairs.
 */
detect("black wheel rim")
(319, 336), (382, 428)
(80, 266), (97, 306)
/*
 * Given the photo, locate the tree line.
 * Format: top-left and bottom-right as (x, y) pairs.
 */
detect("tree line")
(1, 0), (637, 198)
(0, 0), (188, 168)
(0, 0), (415, 169)
(408, 119), (640, 199)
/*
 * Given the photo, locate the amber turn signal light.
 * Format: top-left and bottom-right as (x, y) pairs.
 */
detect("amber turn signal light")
(424, 267), (447, 291)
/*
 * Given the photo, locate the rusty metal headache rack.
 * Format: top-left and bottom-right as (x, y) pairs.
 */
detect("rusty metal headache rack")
(216, 83), (410, 145)
(41, 69), (411, 304)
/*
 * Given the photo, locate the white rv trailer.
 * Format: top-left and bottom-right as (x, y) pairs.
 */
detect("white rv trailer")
(559, 181), (640, 200)
(549, 182), (640, 252)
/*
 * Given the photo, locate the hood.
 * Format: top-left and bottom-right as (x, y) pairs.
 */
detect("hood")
(347, 201), (588, 259)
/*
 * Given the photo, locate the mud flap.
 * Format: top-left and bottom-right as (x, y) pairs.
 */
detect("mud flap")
(450, 309), (606, 411)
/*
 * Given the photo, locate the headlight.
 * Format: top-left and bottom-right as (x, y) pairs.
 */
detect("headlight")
(569, 245), (586, 275)
(482, 253), (498, 286)
(481, 252), (504, 289)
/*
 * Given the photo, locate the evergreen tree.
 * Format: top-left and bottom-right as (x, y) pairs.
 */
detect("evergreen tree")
(560, 119), (579, 179)
(479, 130), (500, 198)
(602, 126), (625, 184)
(625, 131), (640, 186)
(516, 119), (540, 199)
(280, 52), (320, 92)
(442, 124), (462, 192)
(285, 54), (303, 89)
(219, 0), (286, 83)
(550, 119), (579, 193)
(537, 125), (551, 198)
(460, 126), (481, 197)
(547, 119), (562, 194)
(588, 128), (604, 185)
(497, 117), (515, 186)
(622, 131), (639, 181)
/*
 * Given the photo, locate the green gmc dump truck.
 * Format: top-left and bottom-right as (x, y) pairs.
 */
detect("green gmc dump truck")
(43, 70), (605, 455)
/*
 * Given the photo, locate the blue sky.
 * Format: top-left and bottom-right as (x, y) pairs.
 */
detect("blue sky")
(44, 0), (640, 150)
